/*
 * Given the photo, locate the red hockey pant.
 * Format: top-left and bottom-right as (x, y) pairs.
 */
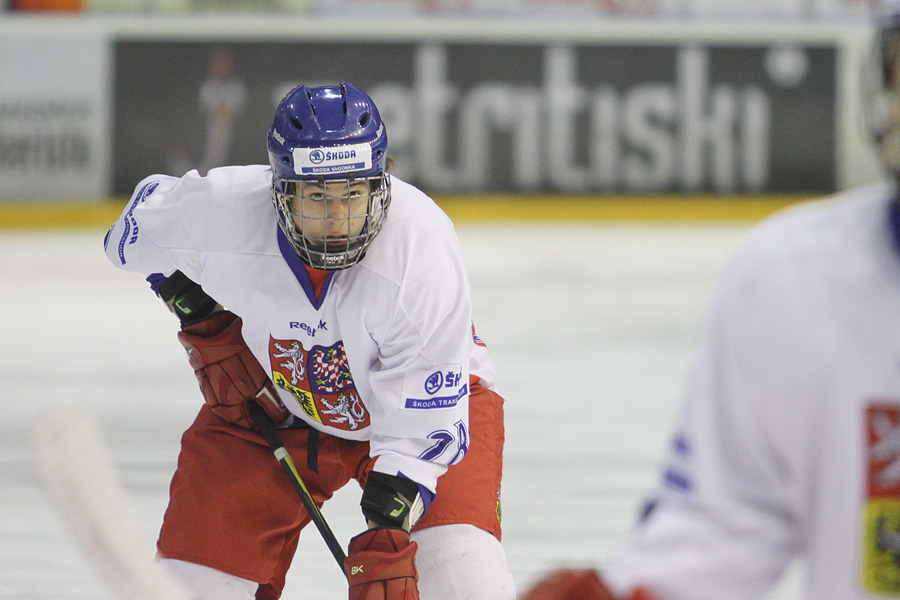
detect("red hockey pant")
(157, 382), (505, 599)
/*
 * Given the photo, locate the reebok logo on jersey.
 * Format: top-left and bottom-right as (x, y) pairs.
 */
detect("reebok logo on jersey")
(289, 319), (327, 337)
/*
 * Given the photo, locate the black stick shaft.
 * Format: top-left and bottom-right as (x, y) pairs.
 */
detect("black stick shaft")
(247, 400), (348, 573)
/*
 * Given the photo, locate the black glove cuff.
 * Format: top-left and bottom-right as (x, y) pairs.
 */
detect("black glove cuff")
(360, 472), (425, 532)
(158, 271), (221, 327)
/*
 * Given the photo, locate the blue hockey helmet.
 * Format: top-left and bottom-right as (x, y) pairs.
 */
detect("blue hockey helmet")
(268, 82), (388, 181)
(268, 82), (391, 270)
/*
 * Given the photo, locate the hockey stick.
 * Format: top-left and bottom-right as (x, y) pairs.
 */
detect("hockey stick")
(31, 408), (194, 600)
(246, 399), (348, 573)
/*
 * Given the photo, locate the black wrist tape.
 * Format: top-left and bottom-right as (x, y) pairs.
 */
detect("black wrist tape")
(360, 472), (425, 532)
(158, 271), (220, 327)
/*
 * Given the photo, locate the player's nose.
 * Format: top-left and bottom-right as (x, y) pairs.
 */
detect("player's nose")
(325, 198), (351, 219)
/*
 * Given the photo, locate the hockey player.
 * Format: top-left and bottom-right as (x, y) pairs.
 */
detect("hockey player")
(521, 6), (900, 600)
(104, 82), (515, 600)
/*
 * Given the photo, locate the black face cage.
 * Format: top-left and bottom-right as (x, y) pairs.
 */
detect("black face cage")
(864, 25), (900, 181)
(272, 174), (392, 271)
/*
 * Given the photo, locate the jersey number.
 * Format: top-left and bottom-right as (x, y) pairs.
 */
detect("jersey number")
(419, 420), (468, 465)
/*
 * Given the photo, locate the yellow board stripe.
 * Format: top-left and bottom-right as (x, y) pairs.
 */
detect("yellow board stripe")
(435, 195), (812, 223)
(0, 201), (130, 230)
(0, 195), (814, 230)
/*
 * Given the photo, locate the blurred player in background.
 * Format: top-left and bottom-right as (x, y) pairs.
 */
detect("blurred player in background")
(197, 46), (246, 174)
(104, 81), (515, 600)
(167, 47), (247, 179)
(521, 4), (900, 600)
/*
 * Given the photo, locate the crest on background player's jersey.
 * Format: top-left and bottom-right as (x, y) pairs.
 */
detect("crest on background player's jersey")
(268, 336), (370, 431)
(862, 402), (900, 594)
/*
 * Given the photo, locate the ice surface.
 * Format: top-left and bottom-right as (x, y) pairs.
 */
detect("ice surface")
(0, 224), (802, 599)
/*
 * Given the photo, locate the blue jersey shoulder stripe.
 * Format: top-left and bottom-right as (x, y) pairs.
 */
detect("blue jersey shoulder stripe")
(115, 181), (159, 265)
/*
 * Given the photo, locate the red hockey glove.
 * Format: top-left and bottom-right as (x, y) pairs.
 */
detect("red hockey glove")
(177, 311), (289, 430)
(521, 568), (658, 600)
(344, 528), (419, 600)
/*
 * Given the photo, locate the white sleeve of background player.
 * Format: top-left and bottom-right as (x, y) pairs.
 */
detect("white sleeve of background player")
(103, 173), (202, 279)
(605, 221), (814, 600)
(364, 219), (474, 494)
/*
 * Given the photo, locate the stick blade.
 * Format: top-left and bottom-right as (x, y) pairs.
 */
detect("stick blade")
(31, 408), (193, 600)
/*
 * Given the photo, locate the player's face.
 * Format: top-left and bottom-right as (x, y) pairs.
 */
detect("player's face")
(290, 180), (370, 246)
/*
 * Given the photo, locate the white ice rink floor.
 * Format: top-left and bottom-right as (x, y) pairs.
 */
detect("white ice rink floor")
(0, 222), (804, 600)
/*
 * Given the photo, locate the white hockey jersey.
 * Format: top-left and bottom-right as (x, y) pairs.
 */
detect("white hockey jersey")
(104, 165), (495, 494)
(604, 185), (900, 600)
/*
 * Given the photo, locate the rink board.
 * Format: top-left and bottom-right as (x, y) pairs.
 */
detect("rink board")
(0, 16), (883, 200)
(0, 195), (810, 230)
